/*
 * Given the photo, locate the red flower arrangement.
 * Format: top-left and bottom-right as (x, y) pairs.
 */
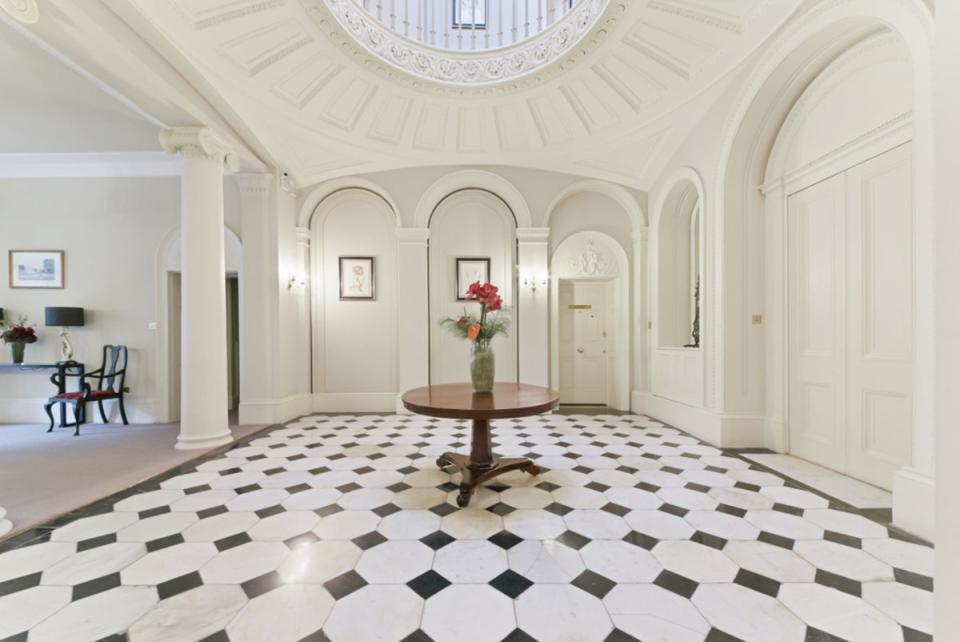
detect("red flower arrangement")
(441, 281), (509, 349)
(1, 317), (38, 344)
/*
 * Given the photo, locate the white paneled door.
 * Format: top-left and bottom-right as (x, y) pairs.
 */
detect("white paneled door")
(787, 143), (914, 490)
(559, 280), (608, 405)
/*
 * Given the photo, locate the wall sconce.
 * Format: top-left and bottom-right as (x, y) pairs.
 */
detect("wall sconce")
(521, 271), (549, 294)
(286, 272), (306, 291)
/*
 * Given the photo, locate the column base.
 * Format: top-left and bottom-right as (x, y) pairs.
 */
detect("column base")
(893, 467), (935, 542)
(0, 506), (12, 537)
(175, 429), (233, 451)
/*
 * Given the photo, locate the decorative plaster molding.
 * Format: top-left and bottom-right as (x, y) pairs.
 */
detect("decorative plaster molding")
(234, 172), (273, 193)
(302, 0), (625, 95)
(0, 152), (182, 178)
(569, 240), (617, 276)
(159, 127), (240, 170)
(0, 0), (38, 24)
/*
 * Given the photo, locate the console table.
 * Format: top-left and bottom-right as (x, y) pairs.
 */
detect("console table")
(0, 362), (84, 427)
(401, 383), (559, 507)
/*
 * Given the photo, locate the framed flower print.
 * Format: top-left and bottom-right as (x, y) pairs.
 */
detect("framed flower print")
(339, 256), (375, 300)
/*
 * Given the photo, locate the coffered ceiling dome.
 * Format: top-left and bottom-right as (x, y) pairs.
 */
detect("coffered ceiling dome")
(319, 0), (612, 85)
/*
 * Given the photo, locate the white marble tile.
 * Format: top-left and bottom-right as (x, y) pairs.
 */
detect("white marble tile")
(227, 584), (334, 642)
(249, 511), (320, 541)
(0, 585), (72, 639)
(707, 486), (774, 511)
(337, 488), (395, 510)
(281, 488), (341, 511)
(440, 509), (503, 539)
(422, 585), (516, 642)
(208, 470), (264, 490)
(759, 485), (829, 509)
(377, 509), (441, 540)
(741, 454), (892, 508)
(623, 510), (695, 540)
(121, 542), (218, 585)
(277, 540), (362, 583)
(127, 585), (247, 642)
(604, 584), (710, 637)
(542, 469), (591, 487)
(225, 488), (289, 512)
(503, 509), (567, 540)
(580, 540), (661, 582)
(199, 541), (290, 584)
(727, 468), (785, 488)
(500, 486), (554, 509)
(42, 542), (146, 585)
(313, 510), (382, 540)
(722, 540), (816, 582)
(862, 537), (934, 577)
(356, 470), (405, 488)
(803, 508), (889, 539)
(652, 540), (738, 583)
(0, 542), (76, 582)
(169, 489), (238, 512)
(588, 470), (638, 488)
(778, 583), (903, 642)
(515, 584), (613, 642)
(507, 540), (585, 583)
(693, 583), (807, 642)
(446, 486), (501, 509)
(634, 469), (688, 488)
(112, 489), (185, 512)
(391, 487), (447, 510)
(744, 510), (824, 540)
(794, 540), (894, 582)
(403, 468), (453, 487)
(182, 511), (260, 542)
(603, 487), (661, 510)
(355, 541), (434, 583)
(551, 486), (608, 509)
(116, 511), (198, 542)
(159, 471), (219, 490)
(433, 540), (508, 583)
(324, 585), (423, 642)
(49, 511), (139, 542)
(681, 469), (736, 487)
(30, 586), (157, 642)
(862, 581), (933, 634)
(683, 510), (761, 540)
(656, 487), (719, 511)
(563, 510), (630, 540)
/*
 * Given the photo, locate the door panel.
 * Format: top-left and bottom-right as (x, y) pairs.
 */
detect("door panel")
(559, 280), (607, 405)
(788, 173), (846, 473)
(844, 143), (914, 489)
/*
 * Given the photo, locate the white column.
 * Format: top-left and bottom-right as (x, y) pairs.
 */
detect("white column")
(935, 0), (960, 635)
(397, 227), (430, 411)
(631, 228), (648, 410)
(517, 228), (550, 387)
(160, 127), (237, 450)
(0, 506), (11, 537)
(235, 173), (279, 425)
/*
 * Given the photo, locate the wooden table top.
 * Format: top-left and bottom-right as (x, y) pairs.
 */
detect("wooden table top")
(401, 383), (560, 420)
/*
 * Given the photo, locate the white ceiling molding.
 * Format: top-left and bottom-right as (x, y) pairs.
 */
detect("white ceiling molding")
(0, 152), (186, 178)
(0, 0), (38, 25)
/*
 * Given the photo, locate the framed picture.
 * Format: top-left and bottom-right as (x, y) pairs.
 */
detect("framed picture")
(456, 257), (490, 300)
(9, 250), (64, 289)
(339, 256), (375, 300)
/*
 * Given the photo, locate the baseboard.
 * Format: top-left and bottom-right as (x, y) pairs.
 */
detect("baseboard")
(0, 396), (159, 425)
(239, 393), (312, 425)
(630, 390), (646, 415)
(640, 393), (764, 448)
(892, 467), (935, 541)
(312, 392), (397, 414)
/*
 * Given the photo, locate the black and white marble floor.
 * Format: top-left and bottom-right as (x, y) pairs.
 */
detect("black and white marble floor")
(0, 413), (934, 642)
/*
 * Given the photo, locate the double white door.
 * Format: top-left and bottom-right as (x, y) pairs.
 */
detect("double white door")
(787, 143), (914, 489)
(559, 280), (608, 405)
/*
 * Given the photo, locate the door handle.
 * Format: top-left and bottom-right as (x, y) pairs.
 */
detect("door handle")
(577, 347), (584, 354)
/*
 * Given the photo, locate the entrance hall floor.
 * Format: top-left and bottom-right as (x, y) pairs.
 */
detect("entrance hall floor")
(0, 413), (933, 641)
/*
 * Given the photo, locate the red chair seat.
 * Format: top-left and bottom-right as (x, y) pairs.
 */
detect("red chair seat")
(51, 389), (116, 401)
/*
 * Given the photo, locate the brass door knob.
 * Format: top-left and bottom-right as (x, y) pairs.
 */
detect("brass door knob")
(577, 347), (584, 354)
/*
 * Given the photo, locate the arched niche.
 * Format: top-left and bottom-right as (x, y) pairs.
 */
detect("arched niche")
(428, 188), (518, 385)
(654, 175), (702, 349)
(549, 231), (630, 411)
(309, 188), (399, 409)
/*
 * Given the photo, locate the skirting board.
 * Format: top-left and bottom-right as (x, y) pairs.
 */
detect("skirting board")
(637, 392), (764, 448)
(0, 396), (158, 425)
(312, 392), (397, 414)
(892, 467), (935, 542)
(239, 393), (312, 425)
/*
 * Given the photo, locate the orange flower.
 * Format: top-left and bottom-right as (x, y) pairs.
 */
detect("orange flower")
(467, 324), (481, 341)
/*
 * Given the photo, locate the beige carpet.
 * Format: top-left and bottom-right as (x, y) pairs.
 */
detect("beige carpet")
(0, 420), (269, 539)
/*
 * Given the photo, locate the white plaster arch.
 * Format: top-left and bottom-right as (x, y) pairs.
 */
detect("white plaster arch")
(650, 167), (704, 230)
(711, 0), (934, 538)
(545, 179), (647, 233)
(298, 177), (401, 229)
(549, 231), (630, 411)
(414, 169), (532, 229)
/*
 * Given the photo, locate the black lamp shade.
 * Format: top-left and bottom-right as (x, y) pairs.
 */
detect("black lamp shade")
(45, 307), (84, 327)
(0, 308), (4, 322)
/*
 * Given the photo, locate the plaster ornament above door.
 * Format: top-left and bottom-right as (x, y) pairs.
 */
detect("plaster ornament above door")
(569, 240), (616, 277)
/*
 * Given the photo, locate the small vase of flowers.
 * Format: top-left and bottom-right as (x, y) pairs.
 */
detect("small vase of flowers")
(441, 282), (509, 393)
(2, 316), (38, 364)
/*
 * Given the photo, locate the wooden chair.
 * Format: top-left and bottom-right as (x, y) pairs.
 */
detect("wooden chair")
(45, 345), (129, 435)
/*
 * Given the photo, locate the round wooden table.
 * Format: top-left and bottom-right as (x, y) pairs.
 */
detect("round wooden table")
(401, 383), (560, 507)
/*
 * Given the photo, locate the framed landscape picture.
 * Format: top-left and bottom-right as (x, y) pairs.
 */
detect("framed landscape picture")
(9, 250), (64, 289)
(339, 256), (375, 300)
(456, 257), (490, 300)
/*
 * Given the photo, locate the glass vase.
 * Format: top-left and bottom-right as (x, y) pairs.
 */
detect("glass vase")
(470, 343), (495, 393)
(10, 342), (25, 364)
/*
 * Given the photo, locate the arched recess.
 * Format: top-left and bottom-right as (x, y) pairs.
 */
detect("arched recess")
(414, 170), (532, 229)
(544, 180), (647, 233)
(309, 187), (400, 411)
(429, 189), (518, 385)
(713, 0), (933, 537)
(549, 231), (630, 411)
(650, 167), (705, 409)
(298, 177), (401, 229)
(156, 225), (243, 423)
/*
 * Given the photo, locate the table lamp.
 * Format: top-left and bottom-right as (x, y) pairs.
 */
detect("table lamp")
(45, 307), (85, 361)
